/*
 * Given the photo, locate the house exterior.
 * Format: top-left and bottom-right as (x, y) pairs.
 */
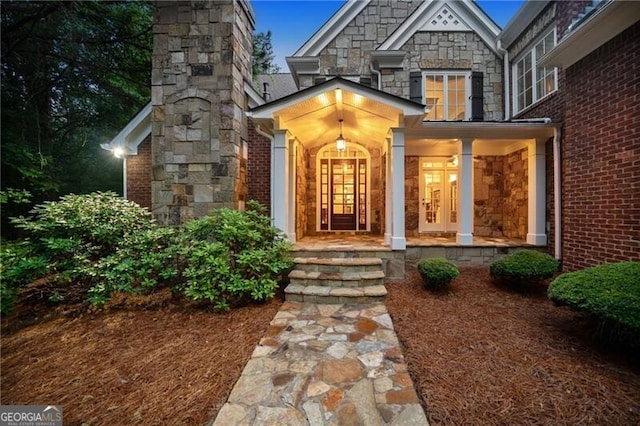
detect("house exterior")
(103, 0), (639, 271)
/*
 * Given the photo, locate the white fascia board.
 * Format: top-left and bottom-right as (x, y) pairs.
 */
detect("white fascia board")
(379, 0), (501, 55)
(540, 1), (640, 68)
(102, 102), (151, 155)
(286, 56), (321, 87)
(411, 121), (557, 139)
(499, 1), (551, 48)
(293, 0), (371, 57)
(244, 79), (265, 109)
(370, 50), (406, 68)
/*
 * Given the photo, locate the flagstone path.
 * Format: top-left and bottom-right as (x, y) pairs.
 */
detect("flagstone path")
(211, 301), (429, 425)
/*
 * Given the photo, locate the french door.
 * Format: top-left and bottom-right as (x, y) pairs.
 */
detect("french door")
(419, 158), (458, 232)
(320, 158), (367, 231)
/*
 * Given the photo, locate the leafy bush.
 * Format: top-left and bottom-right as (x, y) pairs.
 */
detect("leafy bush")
(86, 227), (179, 307)
(11, 191), (155, 272)
(0, 241), (49, 315)
(417, 258), (459, 291)
(548, 262), (640, 346)
(179, 201), (293, 311)
(490, 249), (559, 286)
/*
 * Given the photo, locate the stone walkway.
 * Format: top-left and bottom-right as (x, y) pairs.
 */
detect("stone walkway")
(211, 301), (428, 425)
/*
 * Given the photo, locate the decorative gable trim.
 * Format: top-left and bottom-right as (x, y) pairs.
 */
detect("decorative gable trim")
(292, 0), (372, 57)
(378, 0), (501, 55)
(420, 4), (471, 32)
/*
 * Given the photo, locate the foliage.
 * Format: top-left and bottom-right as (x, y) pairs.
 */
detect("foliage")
(416, 258), (459, 290)
(0, 241), (48, 315)
(179, 201), (293, 311)
(87, 227), (178, 307)
(1, 0), (152, 236)
(490, 249), (559, 286)
(252, 30), (280, 77)
(548, 262), (640, 346)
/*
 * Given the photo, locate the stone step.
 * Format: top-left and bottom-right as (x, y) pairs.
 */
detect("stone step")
(291, 250), (388, 260)
(284, 283), (387, 304)
(293, 257), (383, 273)
(288, 270), (385, 288)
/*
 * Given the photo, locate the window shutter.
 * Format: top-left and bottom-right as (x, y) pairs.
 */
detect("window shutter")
(470, 71), (484, 121)
(409, 71), (422, 103)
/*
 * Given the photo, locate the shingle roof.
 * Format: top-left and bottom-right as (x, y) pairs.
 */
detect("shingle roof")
(252, 74), (298, 101)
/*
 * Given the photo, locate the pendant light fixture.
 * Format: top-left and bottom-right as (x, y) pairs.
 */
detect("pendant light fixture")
(336, 118), (346, 152)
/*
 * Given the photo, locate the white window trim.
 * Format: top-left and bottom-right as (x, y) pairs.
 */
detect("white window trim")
(422, 71), (471, 121)
(512, 27), (559, 114)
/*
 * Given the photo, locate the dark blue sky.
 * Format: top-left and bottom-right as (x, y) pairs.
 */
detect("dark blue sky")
(251, 0), (525, 70)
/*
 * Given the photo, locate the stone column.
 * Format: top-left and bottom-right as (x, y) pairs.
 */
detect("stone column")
(527, 138), (547, 245)
(151, 0), (255, 225)
(390, 128), (406, 250)
(457, 138), (474, 245)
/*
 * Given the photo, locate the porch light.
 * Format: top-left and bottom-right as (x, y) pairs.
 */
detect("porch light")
(449, 155), (458, 167)
(336, 118), (346, 151)
(113, 147), (126, 158)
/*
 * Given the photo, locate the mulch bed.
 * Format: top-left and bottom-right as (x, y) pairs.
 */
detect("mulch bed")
(1, 291), (282, 425)
(386, 267), (640, 425)
(2, 268), (639, 425)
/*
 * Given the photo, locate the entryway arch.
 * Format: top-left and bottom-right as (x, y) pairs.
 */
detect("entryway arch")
(316, 142), (371, 232)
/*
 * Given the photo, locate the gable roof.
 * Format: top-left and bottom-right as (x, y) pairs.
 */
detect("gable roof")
(292, 0), (372, 57)
(252, 74), (298, 101)
(378, 0), (501, 53)
(100, 102), (151, 156)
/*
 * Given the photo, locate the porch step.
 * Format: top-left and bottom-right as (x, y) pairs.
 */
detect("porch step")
(285, 256), (387, 304)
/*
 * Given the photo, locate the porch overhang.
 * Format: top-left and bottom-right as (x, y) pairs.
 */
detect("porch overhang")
(406, 120), (558, 140)
(247, 76), (426, 146)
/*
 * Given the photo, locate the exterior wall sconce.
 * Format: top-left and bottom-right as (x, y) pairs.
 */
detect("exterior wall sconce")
(336, 118), (346, 151)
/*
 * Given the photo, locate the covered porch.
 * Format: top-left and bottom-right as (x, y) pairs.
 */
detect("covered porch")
(248, 77), (557, 252)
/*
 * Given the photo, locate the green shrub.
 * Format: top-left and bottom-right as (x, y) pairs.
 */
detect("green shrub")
(416, 258), (459, 290)
(179, 201), (293, 311)
(0, 241), (49, 315)
(490, 249), (559, 286)
(86, 227), (179, 307)
(548, 262), (640, 346)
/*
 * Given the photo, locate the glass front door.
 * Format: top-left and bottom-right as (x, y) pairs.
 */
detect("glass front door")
(419, 158), (458, 232)
(320, 158), (367, 231)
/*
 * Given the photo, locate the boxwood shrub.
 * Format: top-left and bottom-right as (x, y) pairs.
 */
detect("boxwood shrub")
(548, 262), (640, 346)
(490, 249), (559, 286)
(416, 258), (459, 291)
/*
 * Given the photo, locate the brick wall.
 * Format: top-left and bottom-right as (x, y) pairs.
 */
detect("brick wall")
(127, 136), (152, 209)
(561, 21), (640, 270)
(247, 120), (271, 214)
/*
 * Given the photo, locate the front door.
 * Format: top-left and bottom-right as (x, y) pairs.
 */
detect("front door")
(320, 156), (367, 231)
(419, 158), (458, 232)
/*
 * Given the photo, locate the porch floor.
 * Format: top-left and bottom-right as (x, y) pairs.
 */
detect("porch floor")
(293, 234), (530, 250)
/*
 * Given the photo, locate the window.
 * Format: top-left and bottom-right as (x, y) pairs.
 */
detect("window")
(514, 29), (557, 113)
(423, 72), (469, 121)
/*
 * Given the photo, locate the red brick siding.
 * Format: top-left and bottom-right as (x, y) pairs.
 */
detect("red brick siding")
(247, 120), (271, 214)
(561, 21), (640, 270)
(126, 136), (152, 209)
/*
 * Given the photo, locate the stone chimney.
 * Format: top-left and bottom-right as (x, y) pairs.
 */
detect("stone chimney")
(151, 0), (254, 225)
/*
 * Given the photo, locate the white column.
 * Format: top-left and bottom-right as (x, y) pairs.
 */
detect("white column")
(287, 138), (297, 243)
(456, 138), (474, 245)
(272, 130), (289, 237)
(384, 137), (392, 246)
(390, 128), (406, 250)
(527, 138), (547, 245)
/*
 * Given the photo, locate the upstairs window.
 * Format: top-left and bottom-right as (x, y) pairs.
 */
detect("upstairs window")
(514, 28), (557, 113)
(410, 71), (483, 121)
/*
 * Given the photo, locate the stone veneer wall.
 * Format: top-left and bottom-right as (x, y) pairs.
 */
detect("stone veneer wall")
(151, 0), (254, 225)
(473, 156), (505, 237)
(295, 143), (308, 239)
(305, 143), (383, 235)
(405, 157), (420, 236)
(389, 32), (503, 120)
(503, 148), (528, 240)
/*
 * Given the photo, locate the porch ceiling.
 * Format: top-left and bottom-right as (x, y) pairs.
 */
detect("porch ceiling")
(248, 77), (426, 147)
